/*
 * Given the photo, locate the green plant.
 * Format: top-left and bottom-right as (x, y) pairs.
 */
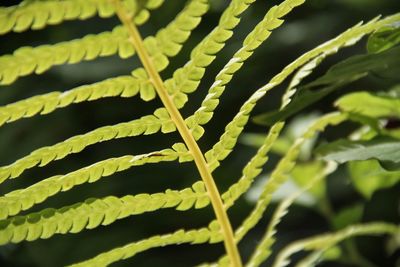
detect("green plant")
(0, 1), (399, 267)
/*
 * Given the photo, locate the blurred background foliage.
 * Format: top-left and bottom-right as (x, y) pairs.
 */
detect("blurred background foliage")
(0, 0), (399, 266)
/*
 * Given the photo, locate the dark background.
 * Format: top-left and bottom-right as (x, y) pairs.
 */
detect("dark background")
(0, 0), (399, 266)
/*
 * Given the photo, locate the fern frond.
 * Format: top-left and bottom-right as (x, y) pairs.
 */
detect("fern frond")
(203, 82), (276, 171)
(281, 54), (326, 108)
(246, 161), (338, 267)
(272, 223), (399, 267)
(55, 120), (280, 267)
(143, 0), (208, 72)
(182, 15), (398, 263)
(203, 14), (399, 171)
(0, 108), (176, 184)
(69, 226), (221, 267)
(66, 125), (300, 267)
(222, 123), (285, 208)
(0, 147), (192, 220)
(0, 26), (133, 85)
(0, 0), (164, 35)
(0, 75), (150, 126)
(5, 5), (389, 184)
(0, 0), (208, 128)
(203, 161), (337, 267)
(235, 113), (347, 241)
(113, 1), (256, 264)
(0, 0), (207, 85)
(275, 13), (400, 88)
(180, 15), (399, 266)
(186, 0), (306, 137)
(0, 181), (209, 245)
(164, 0), (256, 110)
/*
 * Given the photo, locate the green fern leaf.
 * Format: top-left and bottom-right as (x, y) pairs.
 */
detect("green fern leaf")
(72, 13), (399, 266)
(69, 226), (220, 267)
(1, 1), (399, 266)
(0, 0), (164, 35)
(0, 0), (208, 125)
(188, 0), (306, 135)
(0, 180), (209, 245)
(222, 123), (285, 209)
(164, 0), (256, 109)
(0, 26), (136, 85)
(0, 75), (149, 126)
(0, 0), (206, 85)
(235, 113), (347, 241)
(0, 109), (175, 184)
(204, 14), (400, 171)
(246, 161), (337, 267)
(0, 148), (193, 219)
(272, 223), (399, 267)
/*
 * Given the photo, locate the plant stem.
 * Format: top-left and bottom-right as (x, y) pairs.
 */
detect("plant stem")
(113, 2), (242, 266)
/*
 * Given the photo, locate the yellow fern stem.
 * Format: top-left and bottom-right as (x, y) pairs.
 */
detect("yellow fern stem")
(113, 1), (242, 266)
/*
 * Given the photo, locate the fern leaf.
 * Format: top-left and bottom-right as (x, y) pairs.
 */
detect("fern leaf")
(0, 0), (207, 85)
(0, 148), (193, 220)
(164, 0), (256, 109)
(63, 158), (332, 266)
(0, 0), (164, 35)
(272, 223), (399, 267)
(5, 4), (389, 184)
(204, 14), (400, 171)
(245, 161), (338, 267)
(0, 75), (151, 126)
(222, 123), (285, 208)
(186, 15), (399, 266)
(0, 181), (209, 245)
(143, 0), (209, 72)
(186, 0), (306, 138)
(63, 113), (317, 267)
(0, 26), (131, 85)
(181, 16), (400, 263)
(65, 132), (324, 267)
(113, 1), (255, 264)
(235, 113), (347, 241)
(0, 0), (208, 128)
(1, 1), (398, 266)
(69, 226), (222, 267)
(0, 108), (176, 184)
(205, 161), (337, 267)
(281, 54), (326, 109)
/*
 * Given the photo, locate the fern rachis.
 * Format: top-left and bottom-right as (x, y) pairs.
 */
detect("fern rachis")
(112, 1), (242, 265)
